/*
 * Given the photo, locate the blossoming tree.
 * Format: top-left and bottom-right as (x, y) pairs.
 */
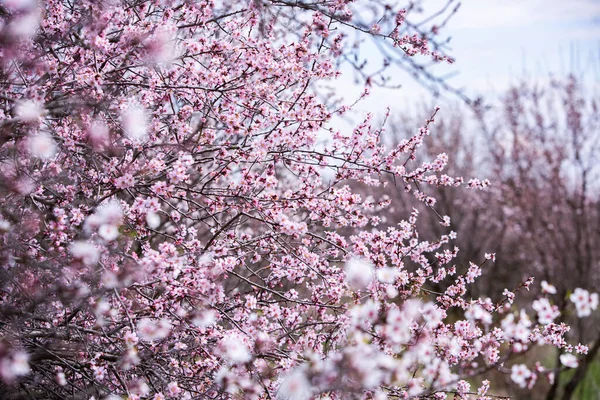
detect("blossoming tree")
(0, 1), (597, 399)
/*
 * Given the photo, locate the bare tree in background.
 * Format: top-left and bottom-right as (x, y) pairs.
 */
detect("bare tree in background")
(385, 76), (600, 399)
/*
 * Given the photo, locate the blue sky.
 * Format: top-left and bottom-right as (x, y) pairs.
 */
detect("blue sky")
(333, 0), (600, 117)
(441, 0), (600, 91)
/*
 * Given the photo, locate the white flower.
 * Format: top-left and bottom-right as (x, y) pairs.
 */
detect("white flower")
(570, 288), (599, 318)
(56, 371), (67, 386)
(344, 257), (373, 289)
(421, 302), (443, 327)
(532, 298), (560, 325)
(28, 132), (57, 159)
(192, 310), (216, 328)
(465, 304), (492, 325)
(510, 364), (531, 388)
(15, 100), (44, 122)
(277, 369), (312, 400)
(137, 318), (172, 341)
(0, 351), (30, 382)
(541, 280), (557, 294)
(98, 224), (119, 241)
(376, 266), (399, 284)
(590, 293), (599, 310)
(96, 201), (123, 224)
(85, 200), (123, 231)
(69, 241), (100, 265)
(560, 353), (579, 368)
(88, 120), (110, 150)
(10, 352), (30, 376)
(121, 103), (149, 142)
(0, 219), (10, 232)
(218, 334), (251, 364)
(146, 212), (161, 229)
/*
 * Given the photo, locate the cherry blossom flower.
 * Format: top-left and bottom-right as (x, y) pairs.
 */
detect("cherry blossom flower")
(0, 1), (596, 398)
(191, 310), (216, 328)
(532, 298), (560, 325)
(27, 132), (57, 159)
(166, 381), (182, 397)
(541, 280), (557, 295)
(218, 335), (251, 365)
(0, 351), (30, 383)
(277, 369), (313, 400)
(570, 288), (599, 317)
(69, 241), (100, 266)
(344, 257), (374, 289)
(511, 364), (532, 388)
(376, 266), (400, 284)
(14, 100), (44, 122)
(56, 371), (67, 386)
(120, 103), (149, 142)
(98, 224), (119, 241)
(146, 212), (161, 229)
(560, 353), (579, 369)
(137, 318), (172, 341)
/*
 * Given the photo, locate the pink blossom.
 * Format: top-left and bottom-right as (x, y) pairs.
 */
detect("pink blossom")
(277, 369), (312, 400)
(570, 288), (599, 317)
(218, 333), (252, 365)
(15, 100), (44, 122)
(27, 132), (57, 159)
(560, 353), (579, 368)
(121, 103), (149, 142)
(166, 381), (182, 397)
(137, 318), (172, 341)
(344, 257), (373, 289)
(0, 351), (30, 383)
(98, 224), (119, 241)
(510, 364), (532, 388)
(69, 241), (100, 265)
(541, 280), (557, 294)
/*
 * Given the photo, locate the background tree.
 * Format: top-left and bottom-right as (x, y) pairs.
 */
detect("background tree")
(384, 76), (600, 399)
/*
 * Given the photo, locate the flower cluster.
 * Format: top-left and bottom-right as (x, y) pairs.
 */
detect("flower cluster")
(0, 1), (596, 399)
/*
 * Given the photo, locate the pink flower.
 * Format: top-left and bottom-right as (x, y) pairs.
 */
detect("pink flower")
(532, 298), (560, 325)
(560, 353), (579, 368)
(69, 241), (99, 265)
(166, 381), (182, 397)
(114, 173), (136, 189)
(344, 257), (373, 289)
(277, 369), (312, 400)
(0, 351), (30, 383)
(570, 288), (599, 317)
(15, 100), (44, 122)
(121, 103), (149, 142)
(218, 333), (252, 365)
(28, 132), (57, 159)
(541, 280), (557, 295)
(137, 318), (172, 341)
(91, 365), (106, 381)
(511, 364), (532, 388)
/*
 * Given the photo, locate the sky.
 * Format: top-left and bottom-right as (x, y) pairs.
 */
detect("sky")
(333, 0), (600, 119)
